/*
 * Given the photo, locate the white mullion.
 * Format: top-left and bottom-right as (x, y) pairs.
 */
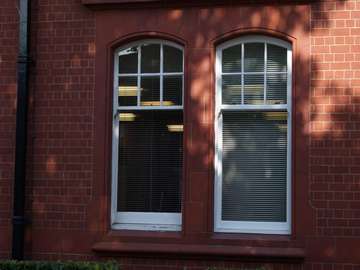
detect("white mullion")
(182, 74), (184, 106)
(264, 42), (267, 104)
(286, 46), (292, 230)
(241, 43), (244, 105)
(118, 106), (183, 111)
(118, 73), (138, 77)
(119, 72), (183, 77)
(164, 72), (183, 76)
(220, 104), (288, 111)
(160, 43), (164, 105)
(137, 46), (141, 106)
(181, 44), (184, 106)
(221, 71), (286, 76)
(214, 111), (223, 232)
(111, 48), (120, 226)
(216, 46), (222, 114)
(214, 45), (222, 231)
(287, 48), (292, 110)
(114, 54), (120, 115)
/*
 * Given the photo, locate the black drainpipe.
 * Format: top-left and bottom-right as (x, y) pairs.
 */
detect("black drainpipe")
(12, 0), (31, 260)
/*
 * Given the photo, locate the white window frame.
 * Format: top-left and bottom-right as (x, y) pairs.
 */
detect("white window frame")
(111, 39), (184, 231)
(214, 36), (292, 234)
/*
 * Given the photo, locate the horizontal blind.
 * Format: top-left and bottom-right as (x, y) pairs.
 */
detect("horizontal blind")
(266, 73), (287, 105)
(222, 75), (241, 105)
(267, 44), (287, 72)
(141, 44), (160, 73)
(163, 75), (183, 106)
(118, 46), (138, 74)
(117, 110), (183, 213)
(222, 111), (287, 222)
(244, 43), (264, 72)
(222, 45), (242, 73)
(244, 74), (264, 105)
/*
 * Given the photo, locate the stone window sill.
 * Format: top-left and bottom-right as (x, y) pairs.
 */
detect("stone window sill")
(93, 241), (305, 261)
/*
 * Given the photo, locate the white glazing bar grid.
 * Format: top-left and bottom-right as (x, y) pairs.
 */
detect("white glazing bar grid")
(241, 43), (244, 105)
(264, 42), (267, 103)
(160, 44), (164, 105)
(221, 71), (287, 76)
(119, 72), (183, 76)
(137, 46), (141, 106)
(117, 42), (184, 110)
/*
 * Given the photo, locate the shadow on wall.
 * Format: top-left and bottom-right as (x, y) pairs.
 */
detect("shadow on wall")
(22, 0), (360, 262)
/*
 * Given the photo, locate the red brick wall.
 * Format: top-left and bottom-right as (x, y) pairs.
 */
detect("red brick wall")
(26, 0), (97, 258)
(1, 0), (360, 269)
(311, 0), (360, 237)
(29, 0), (95, 231)
(0, 0), (18, 259)
(308, 1), (360, 267)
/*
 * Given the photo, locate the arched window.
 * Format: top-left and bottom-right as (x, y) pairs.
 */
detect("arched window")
(111, 40), (184, 231)
(214, 36), (292, 234)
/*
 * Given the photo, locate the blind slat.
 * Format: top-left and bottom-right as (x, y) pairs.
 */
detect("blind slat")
(222, 111), (287, 222)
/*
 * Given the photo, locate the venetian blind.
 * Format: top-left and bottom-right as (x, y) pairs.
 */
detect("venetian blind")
(117, 110), (183, 213)
(222, 111), (287, 222)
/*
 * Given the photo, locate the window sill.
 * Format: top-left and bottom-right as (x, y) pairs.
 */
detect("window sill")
(82, 0), (315, 10)
(92, 241), (305, 261)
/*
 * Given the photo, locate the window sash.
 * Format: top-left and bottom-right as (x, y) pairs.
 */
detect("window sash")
(216, 36), (291, 111)
(112, 111), (183, 231)
(114, 40), (184, 110)
(113, 212), (181, 231)
(214, 36), (292, 234)
(112, 40), (184, 231)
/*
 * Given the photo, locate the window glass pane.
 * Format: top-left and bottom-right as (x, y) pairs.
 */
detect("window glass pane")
(140, 76), (160, 106)
(244, 43), (264, 72)
(222, 75), (242, 105)
(117, 110), (183, 213)
(163, 76), (182, 106)
(141, 44), (160, 73)
(244, 74), (264, 104)
(163, 45), (183, 73)
(222, 111), (287, 222)
(119, 47), (138, 74)
(267, 73), (287, 105)
(222, 45), (241, 73)
(267, 44), (287, 73)
(118, 77), (137, 106)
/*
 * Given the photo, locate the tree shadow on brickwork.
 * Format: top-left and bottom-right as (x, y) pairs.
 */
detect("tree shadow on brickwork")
(145, 1), (360, 269)
(20, 0), (360, 266)
(102, 1), (358, 269)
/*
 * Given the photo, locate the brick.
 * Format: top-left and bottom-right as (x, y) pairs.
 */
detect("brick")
(2, 0), (360, 267)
